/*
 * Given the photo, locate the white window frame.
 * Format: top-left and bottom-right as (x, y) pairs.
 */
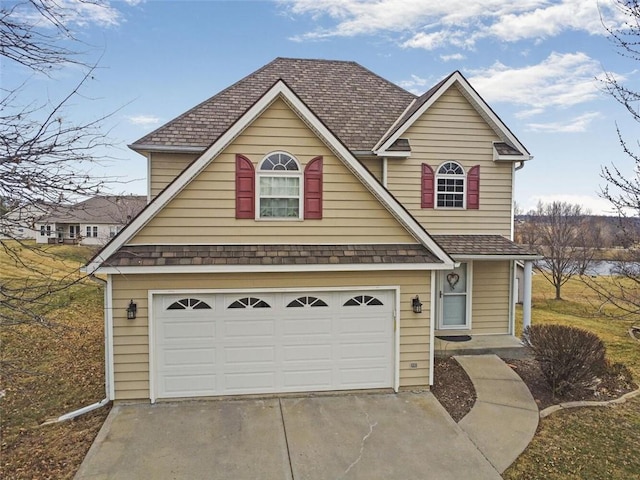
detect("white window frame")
(256, 151), (303, 220)
(86, 225), (99, 238)
(435, 161), (466, 209)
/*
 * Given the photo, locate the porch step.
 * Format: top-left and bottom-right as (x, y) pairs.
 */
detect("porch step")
(435, 335), (531, 359)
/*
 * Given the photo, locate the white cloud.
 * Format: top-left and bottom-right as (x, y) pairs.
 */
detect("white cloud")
(396, 74), (433, 93)
(128, 115), (161, 127)
(526, 112), (601, 133)
(524, 194), (616, 216)
(281, 0), (628, 48)
(467, 52), (606, 112)
(440, 53), (466, 62)
(15, 0), (122, 28)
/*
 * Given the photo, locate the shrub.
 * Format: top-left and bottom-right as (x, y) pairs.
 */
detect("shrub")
(522, 324), (607, 397)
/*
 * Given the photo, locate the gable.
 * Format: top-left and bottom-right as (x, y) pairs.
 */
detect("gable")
(386, 85), (514, 236)
(129, 97), (418, 245)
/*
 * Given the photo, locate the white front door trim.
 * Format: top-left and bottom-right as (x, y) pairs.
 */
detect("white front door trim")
(148, 286), (401, 403)
(437, 262), (473, 330)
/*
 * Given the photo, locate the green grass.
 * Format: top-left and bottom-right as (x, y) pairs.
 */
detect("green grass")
(505, 275), (640, 480)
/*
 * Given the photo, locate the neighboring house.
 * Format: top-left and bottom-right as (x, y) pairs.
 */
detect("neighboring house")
(0, 201), (50, 240)
(35, 196), (146, 246)
(85, 58), (540, 403)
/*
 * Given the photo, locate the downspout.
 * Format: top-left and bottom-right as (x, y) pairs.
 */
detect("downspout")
(382, 157), (388, 187)
(41, 275), (110, 425)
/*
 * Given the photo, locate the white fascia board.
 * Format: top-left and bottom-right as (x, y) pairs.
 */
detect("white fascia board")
(378, 151), (411, 158)
(94, 262), (454, 275)
(87, 80), (454, 274)
(452, 254), (543, 261)
(375, 72), (530, 158)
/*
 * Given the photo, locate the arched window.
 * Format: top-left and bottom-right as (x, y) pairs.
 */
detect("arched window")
(167, 298), (212, 310)
(228, 297), (271, 309)
(343, 295), (384, 307)
(257, 152), (302, 219)
(436, 162), (465, 208)
(286, 296), (328, 308)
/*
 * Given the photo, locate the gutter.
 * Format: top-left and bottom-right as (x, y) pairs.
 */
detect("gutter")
(41, 275), (111, 425)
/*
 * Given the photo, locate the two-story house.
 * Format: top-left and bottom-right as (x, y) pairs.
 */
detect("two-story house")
(85, 58), (539, 403)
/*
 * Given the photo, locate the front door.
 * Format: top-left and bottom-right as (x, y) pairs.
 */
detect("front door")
(438, 263), (470, 329)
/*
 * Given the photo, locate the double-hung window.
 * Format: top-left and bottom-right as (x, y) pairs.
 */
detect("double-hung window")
(257, 152), (302, 219)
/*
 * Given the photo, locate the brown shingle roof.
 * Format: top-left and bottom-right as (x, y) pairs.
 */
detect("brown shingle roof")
(131, 58), (416, 153)
(494, 142), (523, 156)
(432, 235), (539, 257)
(102, 244), (441, 268)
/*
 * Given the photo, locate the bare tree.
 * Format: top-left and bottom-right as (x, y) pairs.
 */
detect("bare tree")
(585, 0), (640, 316)
(1, 0), (119, 327)
(526, 201), (600, 300)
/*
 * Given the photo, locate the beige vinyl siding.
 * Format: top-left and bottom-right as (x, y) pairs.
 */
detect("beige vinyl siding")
(358, 157), (382, 182)
(470, 260), (511, 334)
(131, 98), (416, 245)
(387, 85), (513, 236)
(110, 270), (432, 401)
(149, 153), (198, 199)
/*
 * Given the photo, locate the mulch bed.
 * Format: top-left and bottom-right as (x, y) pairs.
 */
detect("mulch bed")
(432, 355), (638, 421)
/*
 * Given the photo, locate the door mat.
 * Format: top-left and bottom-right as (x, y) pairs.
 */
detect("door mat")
(436, 335), (472, 342)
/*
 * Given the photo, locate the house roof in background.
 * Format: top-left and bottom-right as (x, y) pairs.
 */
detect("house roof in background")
(130, 57), (416, 153)
(42, 195), (147, 224)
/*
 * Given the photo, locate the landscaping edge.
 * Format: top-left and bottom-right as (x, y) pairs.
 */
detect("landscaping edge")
(539, 386), (640, 418)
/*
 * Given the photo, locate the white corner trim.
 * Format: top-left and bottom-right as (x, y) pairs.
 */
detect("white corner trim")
(87, 80), (454, 274)
(106, 275), (115, 401)
(429, 270), (436, 386)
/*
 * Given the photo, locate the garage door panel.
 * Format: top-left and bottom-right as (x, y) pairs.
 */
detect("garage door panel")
(224, 318), (276, 339)
(282, 317), (332, 336)
(283, 344), (332, 362)
(162, 321), (216, 341)
(224, 372), (276, 392)
(224, 346), (276, 364)
(162, 347), (216, 367)
(154, 290), (394, 398)
(162, 374), (217, 396)
(339, 342), (389, 361)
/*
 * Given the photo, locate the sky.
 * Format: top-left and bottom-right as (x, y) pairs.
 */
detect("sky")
(5, 0), (639, 215)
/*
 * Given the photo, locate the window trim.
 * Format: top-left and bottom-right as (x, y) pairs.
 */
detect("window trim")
(435, 161), (466, 210)
(256, 151), (303, 220)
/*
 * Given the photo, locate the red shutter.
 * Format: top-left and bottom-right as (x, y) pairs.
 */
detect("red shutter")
(304, 156), (323, 219)
(421, 163), (435, 208)
(235, 154), (255, 219)
(467, 164), (480, 210)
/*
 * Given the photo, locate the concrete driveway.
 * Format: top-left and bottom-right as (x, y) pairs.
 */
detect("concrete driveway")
(75, 392), (501, 480)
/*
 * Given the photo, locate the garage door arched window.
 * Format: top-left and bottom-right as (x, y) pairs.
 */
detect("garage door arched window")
(167, 298), (212, 310)
(286, 296), (329, 308)
(228, 297), (271, 309)
(258, 152), (301, 219)
(343, 295), (384, 307)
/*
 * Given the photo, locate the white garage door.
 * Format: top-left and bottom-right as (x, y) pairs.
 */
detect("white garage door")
(153, 290), (395, 399)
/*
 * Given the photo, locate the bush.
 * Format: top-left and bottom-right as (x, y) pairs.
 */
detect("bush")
(522, 324), (607, 397)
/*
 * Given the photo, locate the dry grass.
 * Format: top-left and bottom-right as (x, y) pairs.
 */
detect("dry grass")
(505, 274), (640, 480)
(0, 242), (109, 479)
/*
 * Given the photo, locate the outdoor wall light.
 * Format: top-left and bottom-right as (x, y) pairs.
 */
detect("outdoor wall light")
(412, 296), (423, 314)
(126, 300), (137, 320)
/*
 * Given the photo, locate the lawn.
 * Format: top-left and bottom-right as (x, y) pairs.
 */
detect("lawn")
(0, 241), (109, 480)
(504, 274), (640, 480)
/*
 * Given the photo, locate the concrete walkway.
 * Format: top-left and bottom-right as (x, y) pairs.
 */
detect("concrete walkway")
(455, 354), (539, 474)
